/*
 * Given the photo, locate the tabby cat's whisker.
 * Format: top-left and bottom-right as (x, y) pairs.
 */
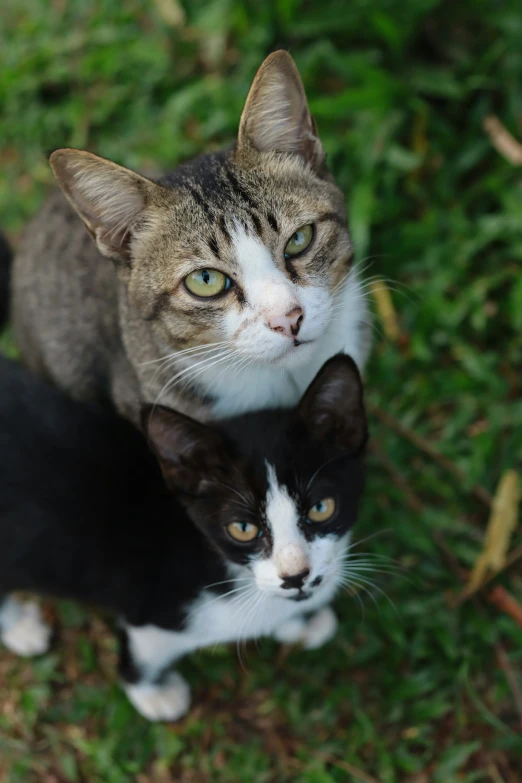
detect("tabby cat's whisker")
(138, 341), (231, 367)
(153, 349), (234, 405)
(176, 351), (239, 394)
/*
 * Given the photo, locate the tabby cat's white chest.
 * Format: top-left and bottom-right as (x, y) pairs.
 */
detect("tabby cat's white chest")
(207, 271), (369, 418)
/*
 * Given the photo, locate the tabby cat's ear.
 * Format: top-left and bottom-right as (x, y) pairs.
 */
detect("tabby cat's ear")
(50, 149), (159, 263)
(142, 405), (236, 494)
(237, 50), (325, 169)
(297, 354), (368, 454)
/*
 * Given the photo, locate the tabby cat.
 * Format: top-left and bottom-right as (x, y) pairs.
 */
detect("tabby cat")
(12, 51), (370, 424)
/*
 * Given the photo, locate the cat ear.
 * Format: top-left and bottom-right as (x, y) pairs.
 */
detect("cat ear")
(237, 50), (325, 169)
(49, 149), (158, 263)
(142, 405), (235, 493)
(297, 354), (368, 453)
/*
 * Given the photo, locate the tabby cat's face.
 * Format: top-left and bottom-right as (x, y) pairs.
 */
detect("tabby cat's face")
(134, 152), (350, 370)
(145, 355), (367, 604)
(50, 52), (352, 371)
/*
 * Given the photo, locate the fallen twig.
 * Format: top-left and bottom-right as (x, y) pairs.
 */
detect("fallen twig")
(315, 751), (382, 783)
(371, 450), (521, 616)
(368, 440), (424, 513)
(434, 532), (522, 731)
(433, 533), (522, 630)
(495, 644), (522, 733)
(487, 761), (506, 783)
(488, 586), (522, 630)
(367, 401), (493, 507)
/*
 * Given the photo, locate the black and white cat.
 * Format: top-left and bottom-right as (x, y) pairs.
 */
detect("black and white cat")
(0, 353), (367, 721)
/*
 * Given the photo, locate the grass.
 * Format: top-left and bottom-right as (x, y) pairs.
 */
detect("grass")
(1, 0), (522, 780)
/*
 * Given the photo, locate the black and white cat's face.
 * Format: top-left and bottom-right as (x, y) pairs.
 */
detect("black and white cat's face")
(144, 355), (367, 602)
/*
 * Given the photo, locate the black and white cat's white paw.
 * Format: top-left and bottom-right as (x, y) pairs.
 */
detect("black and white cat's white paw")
(123, 672), (191, 722)
(301, 606), (338, 649)
(274, 606), (338, 650)
(273, 616), (308, 645)
(0, 597), (52, 657)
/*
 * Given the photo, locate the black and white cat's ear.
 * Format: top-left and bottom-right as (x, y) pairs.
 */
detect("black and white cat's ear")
(142, 405), (234, 493)
(297, 354), (368, 454)
(50, 149), (159, 263)
(237, 50), (325, 169)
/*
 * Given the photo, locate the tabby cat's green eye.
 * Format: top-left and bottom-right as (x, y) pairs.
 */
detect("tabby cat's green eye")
(184, 268), (231, 298)
(308, 497), (336, 523)
(284, 224), (314, 258)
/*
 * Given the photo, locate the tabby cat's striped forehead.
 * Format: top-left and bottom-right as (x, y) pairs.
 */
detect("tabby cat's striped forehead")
(155, 148), (347, 258)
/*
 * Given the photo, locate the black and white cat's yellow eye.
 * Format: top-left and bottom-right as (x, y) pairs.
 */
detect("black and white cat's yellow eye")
(184, 268), (232, 298)
(227, 521), (260, 543)
(284, 224), (314, 258)
(307, 497), (336, 523)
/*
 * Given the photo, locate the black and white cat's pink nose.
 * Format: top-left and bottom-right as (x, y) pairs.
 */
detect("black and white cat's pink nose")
(267, 306), (303, 338)
(281, 568), (310, 590)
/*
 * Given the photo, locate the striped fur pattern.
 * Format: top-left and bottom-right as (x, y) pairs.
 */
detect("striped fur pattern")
(12, 52), (370, 424)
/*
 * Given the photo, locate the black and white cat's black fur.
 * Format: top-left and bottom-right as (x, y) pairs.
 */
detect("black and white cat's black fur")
(0, 353), (367, 721)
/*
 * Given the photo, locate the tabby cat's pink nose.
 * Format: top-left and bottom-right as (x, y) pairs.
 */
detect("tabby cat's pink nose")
(267, 306), (303, 338)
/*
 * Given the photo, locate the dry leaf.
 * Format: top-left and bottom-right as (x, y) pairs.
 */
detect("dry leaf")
(371, 280), (401, 342)
(484, 115), (522, 165)
(463, 470), (520, 597)
(154, 0), (185, 28)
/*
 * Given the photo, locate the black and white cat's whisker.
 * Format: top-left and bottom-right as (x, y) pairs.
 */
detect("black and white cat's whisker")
(305, 451), (354, 492)
(207, 480), (255, 509)
(345, 529), (394, 552)
(342, 580), (367, 622)
(341, 565), (402, 581)
(336, 550), (400, 564)
(338, 576), (381, 613)
(337, 551), (405, 570)
(241, 591), (266, 667)
(184, 583), (255, 623)
(339, 573), (400, 617)
(343, 564), (405, 580)
(342, 561), (414, 588)
(234, 590), (265, 671)
(207, 584), (259, 656)
(203, 576), (253, 591)
(339, 557), (402, 572)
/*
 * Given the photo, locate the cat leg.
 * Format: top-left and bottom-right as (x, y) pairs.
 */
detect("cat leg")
(272, 615), (308, 645)
(273, 606), (338, 650)
(118, 624), (191, 722)
(0, 595), (52, 656)
(301, 606), (338, 649)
